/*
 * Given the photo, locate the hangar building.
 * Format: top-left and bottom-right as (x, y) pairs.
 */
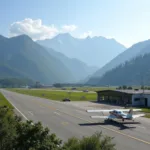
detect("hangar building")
(96, 89), (150, 107)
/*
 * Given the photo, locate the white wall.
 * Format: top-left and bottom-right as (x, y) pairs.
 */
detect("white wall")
(132, 94), (150, 107)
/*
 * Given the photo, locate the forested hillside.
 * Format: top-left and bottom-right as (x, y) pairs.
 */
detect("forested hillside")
(97, 53), (150, 86)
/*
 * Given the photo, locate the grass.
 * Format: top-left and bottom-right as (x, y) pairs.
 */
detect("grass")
(9, 89), (97, 101)
(141, 108), (150, 113)
(0, 92), (13, 108)
(51, 86), (116, 91)
(141, 108), (150, 118)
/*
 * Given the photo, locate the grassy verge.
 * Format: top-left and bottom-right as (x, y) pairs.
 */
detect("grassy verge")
(9, 89), (97, 101)
(141, 108), (150, 118)
(0, 92), (13, 108)
(46, 87), (116, 91)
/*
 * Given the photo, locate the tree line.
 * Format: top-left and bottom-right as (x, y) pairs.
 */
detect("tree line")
(0, 78), (34, 88)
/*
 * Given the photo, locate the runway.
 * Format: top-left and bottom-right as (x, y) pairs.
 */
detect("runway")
(1, 89), (150, 150)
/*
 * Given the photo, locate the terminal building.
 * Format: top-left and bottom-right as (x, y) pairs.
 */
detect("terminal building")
(96, 89), (150, 107)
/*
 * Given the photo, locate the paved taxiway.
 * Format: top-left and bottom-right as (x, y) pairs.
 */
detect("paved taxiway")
(1, 89), (150, 150)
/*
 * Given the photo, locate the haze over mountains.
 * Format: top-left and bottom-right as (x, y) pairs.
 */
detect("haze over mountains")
(87, 39), (150, 85)
(0, 34), (98, 84)
(37, 33), (126, 67)
(1, 32), (150, 86)
(44, 47), (98, 82)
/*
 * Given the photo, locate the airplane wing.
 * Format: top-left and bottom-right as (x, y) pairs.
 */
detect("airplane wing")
(118, 109), (142, 112)
(132, 114), (145, 118)
(87, 110), (111, 113)
(90, 116), (108, 119)
(91, 115), (117, 119)
(87, 109), (142, 113)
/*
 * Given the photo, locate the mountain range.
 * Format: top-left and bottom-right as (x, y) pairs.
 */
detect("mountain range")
(1, 33), (150, 86)
(0, 34), (99, 84)
(0, 35), (76, 83)
(37, 33), (126, 67)
(87, 39), (150, 85)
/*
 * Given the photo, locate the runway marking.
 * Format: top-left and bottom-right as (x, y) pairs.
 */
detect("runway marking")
(28, 111), (34, 116)
(135, 125), (145, 129)
(6, 98), (28, 121)
(35, 101), (56, 110)
(39, 104), (45, 108)
(75, 110), (85, 114)
(61, 122), (68, 125)
(54, 112), (60, 116)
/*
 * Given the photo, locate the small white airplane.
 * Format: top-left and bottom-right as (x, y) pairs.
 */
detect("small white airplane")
(87, 108), (145, 122)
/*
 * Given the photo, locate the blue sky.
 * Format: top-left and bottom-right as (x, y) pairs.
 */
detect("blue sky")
(1, 0), (150, 47)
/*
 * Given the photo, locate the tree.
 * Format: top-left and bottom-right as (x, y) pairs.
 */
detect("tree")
(122, 85), (127, 90)
(127, 86), (132, 90)
(0, 106), (17, 150)
(62, 132), (116, 150)
(0, 106), (61, 150)
(14, 120), (62, 150)
(53, 83), (62, 88)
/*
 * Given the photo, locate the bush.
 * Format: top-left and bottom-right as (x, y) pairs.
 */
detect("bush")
(62, 132), (116, 150)
(122, 85), (127, 90)
(127, 86), (132, 90)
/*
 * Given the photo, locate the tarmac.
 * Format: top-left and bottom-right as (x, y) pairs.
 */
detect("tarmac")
(1, 89), (150, 150)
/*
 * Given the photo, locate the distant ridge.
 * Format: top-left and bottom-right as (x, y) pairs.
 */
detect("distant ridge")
(37, 33), (126, 67)
(0, 34), (98, 84)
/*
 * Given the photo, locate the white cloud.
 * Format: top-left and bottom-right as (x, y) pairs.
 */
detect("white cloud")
(79, 31), (93, 39)
(61, 25), (77, 33)
(9, 19), (78, 40)
(9, 18), (59, 40)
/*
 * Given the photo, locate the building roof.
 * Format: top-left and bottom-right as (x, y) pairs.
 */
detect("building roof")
(96, 89), (150, 95)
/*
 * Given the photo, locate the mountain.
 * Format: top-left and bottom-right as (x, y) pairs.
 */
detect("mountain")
(87, 39), (150, 85)
(0, 34), (76, 84)
(37, 33), (126, 67)
(44, 47), (98, 82)
(96, 53), (150, 86)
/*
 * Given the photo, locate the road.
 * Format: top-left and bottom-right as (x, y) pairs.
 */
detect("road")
(1, 89), (150, 150)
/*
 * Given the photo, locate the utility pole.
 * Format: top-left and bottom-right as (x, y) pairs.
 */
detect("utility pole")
(141, 75), (145, 94)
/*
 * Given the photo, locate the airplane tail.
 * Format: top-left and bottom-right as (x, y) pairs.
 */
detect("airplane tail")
(127, 109), (133, 118)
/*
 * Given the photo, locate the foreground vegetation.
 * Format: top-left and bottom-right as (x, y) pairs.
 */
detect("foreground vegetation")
(0, 92), (116, 150)
(10, 89), (97, 101)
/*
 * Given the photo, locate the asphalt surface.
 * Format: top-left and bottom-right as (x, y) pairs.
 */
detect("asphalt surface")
(1, 89), (150, 150)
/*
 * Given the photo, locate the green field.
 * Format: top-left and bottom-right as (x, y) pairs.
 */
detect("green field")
(141, 108), (150, 118)
(0, 92), (13, 108)
(10, 89), (97, 101)
(51, 86), (116, 91)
